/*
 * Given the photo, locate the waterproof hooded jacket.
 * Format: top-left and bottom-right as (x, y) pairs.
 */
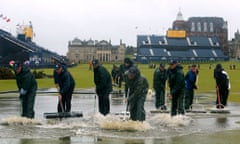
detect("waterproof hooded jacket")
(168, 65), (185, 96)
(16, 65), (37, 94)
(15, 65), (37, 118)
(127, 67), (149, 121)
(94, 65), (113, 94)
(153, 68), (167, 90)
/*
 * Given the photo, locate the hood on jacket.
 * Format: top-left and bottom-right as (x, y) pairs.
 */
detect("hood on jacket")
(128, 66), (140, 80)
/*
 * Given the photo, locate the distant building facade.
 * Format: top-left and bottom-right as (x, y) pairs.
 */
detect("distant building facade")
(67, 38), (126, 63)
(229, 30), (240, 58)
(172, 11), (229, 56)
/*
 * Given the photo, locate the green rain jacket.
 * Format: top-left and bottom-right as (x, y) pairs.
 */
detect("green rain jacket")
(16, 65), (37, 94)
(94, 65), (113, 94)
(15, 65), (37, 118)
(168, 65), (185, 96)
(127, 67), (149, 121)
(153, 68), (168, 91)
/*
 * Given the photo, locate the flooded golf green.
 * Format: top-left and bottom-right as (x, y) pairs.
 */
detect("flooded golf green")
(0, 90), (240, 144)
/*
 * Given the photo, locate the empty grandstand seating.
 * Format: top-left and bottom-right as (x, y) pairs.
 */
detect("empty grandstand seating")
(194, 49), (215, 57)
(189, 36), (211, 46)
(170, 50), (194, 57)
(136, 35), (227, 62)
(139, 48), (152, 56)
(152, 48), (169, 57)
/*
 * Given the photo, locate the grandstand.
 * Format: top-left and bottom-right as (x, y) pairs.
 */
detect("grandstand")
(136, 35), (228, 63)
(0, 29), (65, 68)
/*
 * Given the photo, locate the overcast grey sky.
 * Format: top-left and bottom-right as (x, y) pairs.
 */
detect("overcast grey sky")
(0, 0), (239, 55)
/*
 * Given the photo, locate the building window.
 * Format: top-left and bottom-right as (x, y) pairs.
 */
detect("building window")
(204, 22), (208, 32)
(191, 22), (195, 32)
(197, 22), (201, 32)
(210, 22), (214, 32)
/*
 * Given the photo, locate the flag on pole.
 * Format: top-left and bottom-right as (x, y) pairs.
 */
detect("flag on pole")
(0, 12), (11, 23)
(6, 18), (10, 22)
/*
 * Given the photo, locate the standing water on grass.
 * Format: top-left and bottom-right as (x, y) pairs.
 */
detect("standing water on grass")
(0, 91), (240, 144)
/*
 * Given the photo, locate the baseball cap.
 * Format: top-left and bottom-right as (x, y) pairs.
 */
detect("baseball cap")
(124, 58), (131, 64)
(92, 59), (99, 66)
(169, 60), (178, 65)
(160, 63), (165, 68)
(128, 67), (139, 78)
(55, 63), (62, 70)
(12, 61), (21, 70)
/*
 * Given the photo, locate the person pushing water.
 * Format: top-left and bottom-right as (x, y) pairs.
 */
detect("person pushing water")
(167, 60), (185, 116)
(126, 66), (149, 121)
(153, 63), (168, 110)
(9, 60), (37, 119)
(214, 64), (230, 109)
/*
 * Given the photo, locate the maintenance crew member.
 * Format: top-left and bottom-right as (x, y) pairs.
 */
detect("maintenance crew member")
(111, 64), (120, 86)
(92, 59), (112, 115)
(11, 61), (37, 118)
(153, 63), (168, 110)
(167, 60), (185, 116)
(184, 64), (198, 111)
(214, 64), (230, 108)
(127, 66), (149, 121)
(55, 63), (75, 112)
(117, 58), (134, 93)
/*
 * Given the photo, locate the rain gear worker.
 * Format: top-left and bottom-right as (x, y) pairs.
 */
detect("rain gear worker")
(111, 64), (120, 86)
(117, 58), (134, 93)
(168, 61), (185, 116)
(13, 61), (37, 118)
(184, 65), (198, 110)
(127, 67), (149, 121)
(55, 64), (75, 112)
(214, 64), (230, 108)
(93, 59), (113, 115)
(153, 63), (168, 109)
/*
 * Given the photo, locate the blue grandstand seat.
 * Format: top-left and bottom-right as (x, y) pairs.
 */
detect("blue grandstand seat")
(152, 48), (169, 57)
(195, 49), (215, 57)
(170, 50), (194, 57)
(167, 38), (188, 46)
(150, 36), (163, 45)
(136, 35), (227, 62)
(137, 35), (148, 47)
(189, 36), (211, 46)
(139, 48), (151, 56)
(214, 49), (225, 57)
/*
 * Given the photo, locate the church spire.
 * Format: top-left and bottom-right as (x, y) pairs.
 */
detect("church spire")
(176, 8), (184, 21)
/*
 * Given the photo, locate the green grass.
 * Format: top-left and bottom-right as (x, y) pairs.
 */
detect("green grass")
(1, 61), (240, 102)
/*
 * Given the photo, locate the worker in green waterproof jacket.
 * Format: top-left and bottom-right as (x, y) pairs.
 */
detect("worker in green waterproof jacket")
(153, 63), (168, 110)
(167, 60), (185, 116)
(92, 59), (113, 116)
(116, 58), (134, 94)
(10, 61), (37, 118)
(127, 66), (149, 121)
